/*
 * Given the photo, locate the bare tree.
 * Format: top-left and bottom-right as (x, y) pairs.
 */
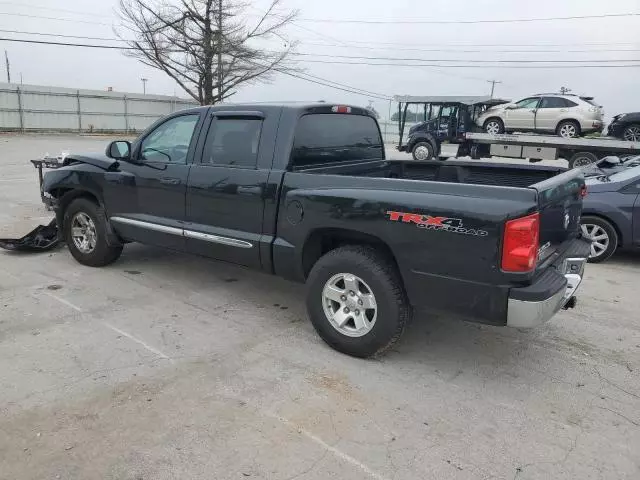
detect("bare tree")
(117, 0), (298, 105)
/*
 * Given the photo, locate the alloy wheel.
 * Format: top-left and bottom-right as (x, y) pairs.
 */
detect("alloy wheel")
(486, 121), (501, 135)
(322, 273), (377, 337)
(623, 126), (640, 142)
(71, 212), (97, 254)
(559, 123), (578, 138)
(581, 223), (609, 259)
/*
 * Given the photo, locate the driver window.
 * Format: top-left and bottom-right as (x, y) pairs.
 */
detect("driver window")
(515, 98), (540, 109)
(140, 114), (200, 164)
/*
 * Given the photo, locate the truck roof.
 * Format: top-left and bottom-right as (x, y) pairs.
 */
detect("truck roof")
(179, 102), (372, 115)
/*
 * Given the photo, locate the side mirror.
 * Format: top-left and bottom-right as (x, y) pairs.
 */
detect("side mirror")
(106, 140), (131, 160)
(505, 105), (517, 110)
(597, 155), (621, 166)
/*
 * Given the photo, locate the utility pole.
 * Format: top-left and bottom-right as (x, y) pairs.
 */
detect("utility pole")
(5, 50), (10, 83)
(487, 79), (501, 98)
(216, 0), (223, 103)
(559, 86), (572, 95)
(141, 77), (148, 94)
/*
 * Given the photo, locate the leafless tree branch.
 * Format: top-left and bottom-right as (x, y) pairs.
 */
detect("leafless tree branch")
(116, 0), (299, 104)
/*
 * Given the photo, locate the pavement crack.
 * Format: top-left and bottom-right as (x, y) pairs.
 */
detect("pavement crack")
(593, 367), (640, 400)
(596, 406), (640, 427)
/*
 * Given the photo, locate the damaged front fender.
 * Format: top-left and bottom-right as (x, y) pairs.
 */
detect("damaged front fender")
(0, 219), (61, 252)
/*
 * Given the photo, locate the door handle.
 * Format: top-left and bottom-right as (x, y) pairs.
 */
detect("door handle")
(237, 185), (263, 195)
(160, 177), (181, 185)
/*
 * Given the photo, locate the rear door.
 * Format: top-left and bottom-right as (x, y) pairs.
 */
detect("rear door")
(505, 97), (540, 131)
(535, 96), (568, 131)
(185, 110), (278, 268)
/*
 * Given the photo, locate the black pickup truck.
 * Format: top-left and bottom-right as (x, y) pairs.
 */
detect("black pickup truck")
(39, 103), (590, 357)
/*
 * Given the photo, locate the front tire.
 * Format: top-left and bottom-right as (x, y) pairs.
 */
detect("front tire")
(63, 198), (123, 267)
(580, 216), (618, 263)
(557, 120), (581, 138)
(411, 141), (434, 161)
(306, 246), (411, 358)
(483, 118), (504, 135)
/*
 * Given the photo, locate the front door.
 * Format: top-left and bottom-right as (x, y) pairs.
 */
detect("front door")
(504, 97), (540, 131)
(535, 96), (567, 132)
(185, 112), (273, 268)
(105, 112), (204, 249)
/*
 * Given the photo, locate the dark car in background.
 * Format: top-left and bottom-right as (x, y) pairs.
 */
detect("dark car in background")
(608, 112), (640, 142)
(580, 156), (640, 262)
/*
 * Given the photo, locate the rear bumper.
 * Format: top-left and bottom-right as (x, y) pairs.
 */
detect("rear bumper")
(506, 238), (590, 328)
(607, 121), (625, 138)
(580, 120), (604, 134)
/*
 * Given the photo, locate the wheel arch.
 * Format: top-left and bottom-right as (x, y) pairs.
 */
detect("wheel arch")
(301, 227), (403, 282)
(52, 188), (122, 247)
(52, 188), (101, 226)
(556, 118), (581, 132)
(483, 116), (504, 126)
(408, 134), (438, 155)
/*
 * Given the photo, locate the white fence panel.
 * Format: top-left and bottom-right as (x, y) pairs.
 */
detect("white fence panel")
(0, 82), (199, 133)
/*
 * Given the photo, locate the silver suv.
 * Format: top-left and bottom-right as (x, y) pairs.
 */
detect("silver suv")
(476, 94), (604, 138)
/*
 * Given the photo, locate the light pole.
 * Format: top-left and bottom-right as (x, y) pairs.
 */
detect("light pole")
(487, 79), (502, 98)
(141, 78), (148, 95)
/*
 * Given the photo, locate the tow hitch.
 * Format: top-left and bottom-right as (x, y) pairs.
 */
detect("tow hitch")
(563, 296), (578, 310)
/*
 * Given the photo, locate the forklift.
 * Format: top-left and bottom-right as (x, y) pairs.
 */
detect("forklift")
(395, 95), (510, 161)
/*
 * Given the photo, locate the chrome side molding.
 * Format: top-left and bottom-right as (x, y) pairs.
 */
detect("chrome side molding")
(110, 216), (253, 249)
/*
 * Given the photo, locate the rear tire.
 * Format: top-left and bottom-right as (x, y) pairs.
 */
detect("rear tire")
(483, 118), (504, 135)
(411, 141), (434, 161)
(63, 198), (123, 267)
(580, 216), (618, 263)
(305, 245), (411, 358)
(557, 120), (581, 138)
(622, 124), (640, 142)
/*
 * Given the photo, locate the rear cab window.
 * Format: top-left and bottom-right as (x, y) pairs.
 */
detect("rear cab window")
(201, 118), (263, 168)
(291, 112), (384, 168)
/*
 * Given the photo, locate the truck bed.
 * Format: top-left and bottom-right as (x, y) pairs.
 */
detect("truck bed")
(295, 158), (564, 189)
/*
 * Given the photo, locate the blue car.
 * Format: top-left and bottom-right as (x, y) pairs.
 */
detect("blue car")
(580, 156), (640, 262)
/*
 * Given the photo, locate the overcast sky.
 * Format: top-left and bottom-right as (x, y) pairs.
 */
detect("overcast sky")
(2, 0), (639, 119)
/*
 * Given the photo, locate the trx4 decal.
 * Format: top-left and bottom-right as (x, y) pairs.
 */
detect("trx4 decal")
(386, 211), (488, 237)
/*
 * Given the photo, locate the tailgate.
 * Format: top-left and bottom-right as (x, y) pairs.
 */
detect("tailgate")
(530, 168), (585, 263)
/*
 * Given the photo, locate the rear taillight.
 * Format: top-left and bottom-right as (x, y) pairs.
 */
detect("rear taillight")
(580, 185), (587, 197)
(332, 105), (351, 113)
(501, 212), (540, 272)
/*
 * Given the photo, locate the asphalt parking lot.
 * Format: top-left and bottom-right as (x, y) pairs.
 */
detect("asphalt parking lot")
(1, 134), (639, 480)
